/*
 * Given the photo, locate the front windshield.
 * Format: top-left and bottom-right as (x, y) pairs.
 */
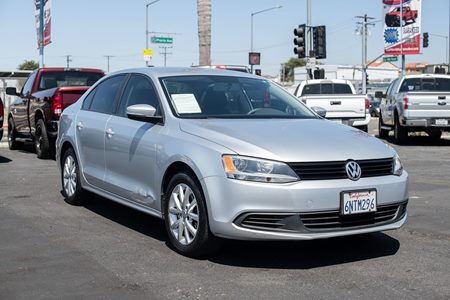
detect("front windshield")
(160, 75), (316, 119)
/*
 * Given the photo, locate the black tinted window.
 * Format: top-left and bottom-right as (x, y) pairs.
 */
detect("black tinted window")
(117, 74), (161, 117)
(38, 71), (103, 91)
(399, 78), (450, 92)
(302, 84), (321, 95)
(82, 88), (96, 110)
(301, 83), (352, 95)
(333, 84), (352, 94)
(89, 75), (126, 114)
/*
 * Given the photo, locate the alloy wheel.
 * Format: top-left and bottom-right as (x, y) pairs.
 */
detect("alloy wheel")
(168, 183), (199, 245)
(63, 155), (77, 197)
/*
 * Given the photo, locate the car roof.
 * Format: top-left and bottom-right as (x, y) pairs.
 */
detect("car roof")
(107, 67), (258, 79)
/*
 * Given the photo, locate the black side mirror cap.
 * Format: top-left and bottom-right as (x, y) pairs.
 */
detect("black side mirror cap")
(6, 87), (18, 96)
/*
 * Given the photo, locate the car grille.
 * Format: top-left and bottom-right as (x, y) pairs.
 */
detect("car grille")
(299, 201), (407, 231)
(288, 158), (394, 180)
(234, 201), (407, 233)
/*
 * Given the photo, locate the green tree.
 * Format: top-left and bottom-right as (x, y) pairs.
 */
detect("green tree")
(281, 57), (306, 82)
(18, 60), (39, 70)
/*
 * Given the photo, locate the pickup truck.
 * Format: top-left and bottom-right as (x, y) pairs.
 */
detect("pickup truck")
(294, 79), (370, 132)
(6, 67), (104, 158)
(378, 74), (450, 143)
(385, 6), (417, 27)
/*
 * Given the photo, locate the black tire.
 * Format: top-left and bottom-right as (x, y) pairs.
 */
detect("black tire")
(371, 111), (376, 117)
(164, 172), (221, 257)
(8, 118), (20, 150)
(378, 115), (389, 139)
(61, 147), (87, 206)
(394, 114), (407, 144)
(428, 130), (442, 140)
(35, 119), (54, 159)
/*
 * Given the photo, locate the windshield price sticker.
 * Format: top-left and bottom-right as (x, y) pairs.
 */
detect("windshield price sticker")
(341, 190), (377, 215)
(171, 94), (202, 114)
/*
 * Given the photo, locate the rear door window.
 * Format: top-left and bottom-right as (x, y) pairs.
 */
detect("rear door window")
(88, 75), (126, 114)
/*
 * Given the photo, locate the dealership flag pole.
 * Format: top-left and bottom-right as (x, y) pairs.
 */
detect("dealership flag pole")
(39, 0), (44, 67)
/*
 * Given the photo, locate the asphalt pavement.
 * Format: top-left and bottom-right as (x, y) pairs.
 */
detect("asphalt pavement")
(1, 119), (450, 299)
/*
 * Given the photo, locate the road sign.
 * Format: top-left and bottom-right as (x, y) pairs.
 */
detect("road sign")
(306, 57), (316, 69)
(383, 56), (398, 62)
(151, 36), (173, 44)
(143, 49), (153, 62)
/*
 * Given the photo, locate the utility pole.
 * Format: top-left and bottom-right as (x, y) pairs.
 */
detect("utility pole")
(306, 0), (312, 79)
(104, 55), (114, 73)
(356, 14), (375, 94)
(159, 46), (172, 67)
(65, 55), (72, 68)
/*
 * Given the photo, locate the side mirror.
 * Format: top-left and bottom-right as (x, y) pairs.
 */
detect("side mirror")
(374, 91), (385, 99)
(126, 104), (162, 123)
(311, 106), (327, 118)
(6, 87), (18, 96)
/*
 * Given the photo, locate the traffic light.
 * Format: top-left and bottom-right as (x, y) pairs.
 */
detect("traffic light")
(366, 73), (369, 85)
(423, 32), (429, 48)
(313, 25), (327, 59)
(294, 24), (306, 59)
(313, 68), (325, 79)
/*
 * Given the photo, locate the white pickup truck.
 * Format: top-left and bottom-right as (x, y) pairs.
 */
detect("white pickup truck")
(378, 74), (450, 143)
(294, 79), (370, 132)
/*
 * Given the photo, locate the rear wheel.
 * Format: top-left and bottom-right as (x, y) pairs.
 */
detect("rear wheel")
(164, 172), (221, 257)
(394, 114), (407, 144)
(8, 118), (20, 150)
(35, 119), (54, 159)
(61, 148), (87, 206)
(378, 115), (389, 139)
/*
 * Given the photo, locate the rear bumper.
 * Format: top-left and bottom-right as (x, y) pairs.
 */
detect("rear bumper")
(330, 114), (370, 127)
(400, 116), (450, 130)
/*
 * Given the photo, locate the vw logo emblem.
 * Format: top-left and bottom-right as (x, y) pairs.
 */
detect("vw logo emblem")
(345, 161), (361, 181)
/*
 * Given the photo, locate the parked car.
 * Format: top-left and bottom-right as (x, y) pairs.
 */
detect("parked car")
(294, 79), (370, 132)
(0, 97), (3, 142)
(57, 67), (408, 257)
(368, 95), (381, 117)
(6, 67), (104, 158)
(385, 6), (418, 27)
(379, 74), (450, 143)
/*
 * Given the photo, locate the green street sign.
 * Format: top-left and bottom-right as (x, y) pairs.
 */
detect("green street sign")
(383, 56), (398, 62)
(151, 36), (173, 44)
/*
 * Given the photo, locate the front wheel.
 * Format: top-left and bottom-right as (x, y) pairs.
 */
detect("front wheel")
(61, 148), (87, 206)
(8, 118), (20, 150)
(164, 172), (221, 257)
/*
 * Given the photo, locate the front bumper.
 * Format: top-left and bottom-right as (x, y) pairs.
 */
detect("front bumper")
(202, 171), (408, 240)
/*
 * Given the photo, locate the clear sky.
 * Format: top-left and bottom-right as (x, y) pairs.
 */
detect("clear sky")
(0, 0), (448, 75)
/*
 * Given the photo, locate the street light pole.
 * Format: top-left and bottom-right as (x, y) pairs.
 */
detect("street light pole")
(429, 33), (449, 69)
(146, 0), (161, 67)
(250, 5), (282, 73)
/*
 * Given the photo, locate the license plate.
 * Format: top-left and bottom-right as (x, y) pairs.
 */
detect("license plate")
(341, 190), (377, 215)
(435, 119), (448, 126)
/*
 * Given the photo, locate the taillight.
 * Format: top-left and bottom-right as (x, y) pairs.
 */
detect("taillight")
(403, 97), (409, 110)
(51, 93), (63, 119)
(365, 98), (370, 110)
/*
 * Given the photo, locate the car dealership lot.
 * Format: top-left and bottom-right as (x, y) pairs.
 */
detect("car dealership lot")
(1, 120), (450, 299)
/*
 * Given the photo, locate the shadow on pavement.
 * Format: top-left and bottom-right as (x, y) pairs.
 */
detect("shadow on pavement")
(0, 155), (12, 163)
(82, 194), (167, 242)
(208, 232), (400, 269)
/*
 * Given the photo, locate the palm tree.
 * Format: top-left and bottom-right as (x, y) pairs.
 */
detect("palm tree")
(197, 0), (211, 66)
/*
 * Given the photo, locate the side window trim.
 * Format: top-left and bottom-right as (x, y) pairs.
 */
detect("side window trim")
(115, 73), (164, 120)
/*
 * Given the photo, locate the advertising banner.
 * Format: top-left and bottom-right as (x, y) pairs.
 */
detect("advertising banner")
(35, 0), (52, 48)
(383, 0), (421, 55)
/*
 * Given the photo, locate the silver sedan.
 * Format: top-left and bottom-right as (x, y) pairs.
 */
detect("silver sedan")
(56, 67), (408, 257)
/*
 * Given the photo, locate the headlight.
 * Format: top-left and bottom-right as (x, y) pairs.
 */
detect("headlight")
(222, 155), (299, 183)
(393, 154), (403, 176)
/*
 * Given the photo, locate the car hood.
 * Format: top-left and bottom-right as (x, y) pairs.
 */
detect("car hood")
(179, 118), (395, 162)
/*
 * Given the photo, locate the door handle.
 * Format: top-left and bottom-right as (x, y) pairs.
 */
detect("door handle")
(106, 128), (115, 138)
(76, 122), (84, 130)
